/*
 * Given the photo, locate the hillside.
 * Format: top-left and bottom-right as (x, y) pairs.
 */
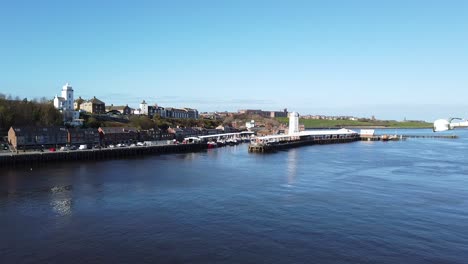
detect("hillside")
(0, 97), (63, 132)
(276, 117), (432, 129)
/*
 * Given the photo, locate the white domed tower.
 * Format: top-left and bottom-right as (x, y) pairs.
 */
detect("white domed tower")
(61, 83), (74, 111)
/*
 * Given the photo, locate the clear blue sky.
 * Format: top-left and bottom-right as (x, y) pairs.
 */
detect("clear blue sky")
(1, 0), (467, 121)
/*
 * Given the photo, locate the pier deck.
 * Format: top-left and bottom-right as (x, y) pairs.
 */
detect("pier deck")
(249, 133), (458, 153)
(248, 128), (361, 153)
(248, 137), (360, 153)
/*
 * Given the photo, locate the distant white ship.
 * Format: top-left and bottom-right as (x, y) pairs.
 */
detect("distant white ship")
(433, 118), (468, 132)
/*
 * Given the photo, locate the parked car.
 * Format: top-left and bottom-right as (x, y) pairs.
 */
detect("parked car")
(70, 145), (77, 150)
(136, 142), (145, 146)
(49, 147), (56, 152)
(108, 144), (115, 148)
(79, 145), (88, 150)
(59, 146), (69, 151)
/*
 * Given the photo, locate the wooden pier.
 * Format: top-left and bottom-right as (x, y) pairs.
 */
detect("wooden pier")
(0, 143), (207, 168)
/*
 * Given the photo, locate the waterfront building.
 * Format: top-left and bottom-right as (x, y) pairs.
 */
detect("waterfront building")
(8, 126), (68, 150)
(97, 127), (138, 145)
(67, 128), (100, 145)
(7, 126), (103, 150)
(139, 128), (174, 141)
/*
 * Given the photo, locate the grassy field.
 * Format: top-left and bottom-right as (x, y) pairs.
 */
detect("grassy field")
(276, 117), (432, 129)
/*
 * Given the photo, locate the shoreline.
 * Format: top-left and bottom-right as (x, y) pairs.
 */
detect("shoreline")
(0, 143), (208, 168)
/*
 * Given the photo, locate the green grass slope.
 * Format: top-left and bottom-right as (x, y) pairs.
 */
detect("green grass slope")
(276, 117), (432, 129)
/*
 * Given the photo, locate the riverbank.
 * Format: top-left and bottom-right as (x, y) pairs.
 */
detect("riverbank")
(0, 143), (207, 167)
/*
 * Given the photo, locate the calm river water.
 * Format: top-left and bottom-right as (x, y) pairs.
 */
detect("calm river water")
(1, 129), (468, 263)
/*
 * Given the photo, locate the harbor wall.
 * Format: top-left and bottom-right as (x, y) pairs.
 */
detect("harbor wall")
(0, 143), (207, 168)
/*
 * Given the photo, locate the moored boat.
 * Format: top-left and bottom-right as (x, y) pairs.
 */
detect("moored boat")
(207, 140), (217, 149)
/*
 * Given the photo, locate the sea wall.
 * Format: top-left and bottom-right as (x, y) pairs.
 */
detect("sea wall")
(0, 143), (207, 167)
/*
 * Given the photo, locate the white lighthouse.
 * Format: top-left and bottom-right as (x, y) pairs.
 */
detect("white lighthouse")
(53, 83), (74, 111)
(288, 112), (299, 135)
(61, 83), (74, 111)
(53, 83), (80, 124)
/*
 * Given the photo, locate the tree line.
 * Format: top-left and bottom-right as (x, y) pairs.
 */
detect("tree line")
(0, 94), (63, 133)
(83, 114), (222, 130)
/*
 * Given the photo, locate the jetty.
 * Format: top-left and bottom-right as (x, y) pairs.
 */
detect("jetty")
(248, 112), (360, 153)
(248, 131), (360, 153)
(248, 113), (460, 153)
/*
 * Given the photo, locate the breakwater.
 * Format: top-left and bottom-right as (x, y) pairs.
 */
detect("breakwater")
(248, 137), (359, 153)
(0, 143), (207, 167)
(248, 133), (458, 153)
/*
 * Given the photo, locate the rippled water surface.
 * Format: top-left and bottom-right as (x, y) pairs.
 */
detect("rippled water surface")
(1, 129), (468, 263)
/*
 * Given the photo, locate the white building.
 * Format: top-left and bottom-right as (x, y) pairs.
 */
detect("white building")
(53, 83), (80, 124)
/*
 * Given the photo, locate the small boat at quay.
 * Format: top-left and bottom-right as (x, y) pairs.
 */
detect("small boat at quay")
(207, 140), (217, 149)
